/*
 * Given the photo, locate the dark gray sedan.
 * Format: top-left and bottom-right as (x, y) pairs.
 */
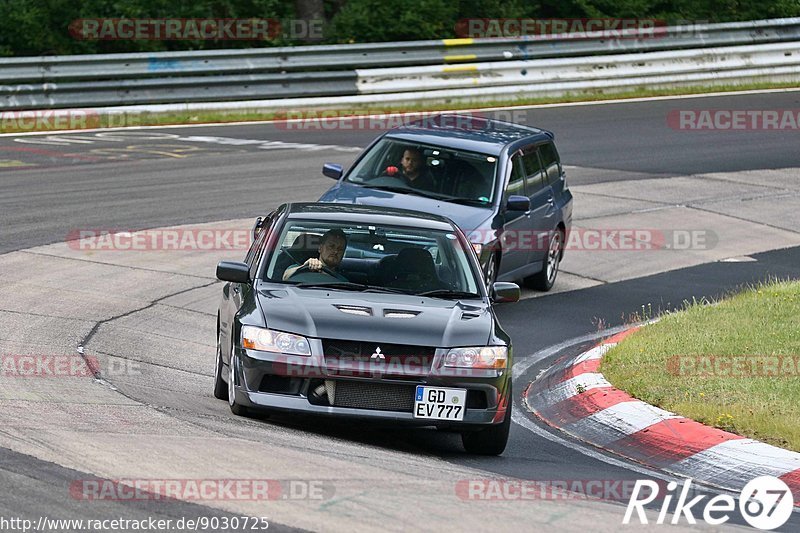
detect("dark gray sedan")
(215, 202), (519, 454)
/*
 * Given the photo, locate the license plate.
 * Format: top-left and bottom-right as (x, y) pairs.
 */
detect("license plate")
(414, 386), (467, 421)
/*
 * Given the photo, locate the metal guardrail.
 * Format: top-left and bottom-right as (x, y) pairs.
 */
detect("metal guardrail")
(1, 18), (799, 111)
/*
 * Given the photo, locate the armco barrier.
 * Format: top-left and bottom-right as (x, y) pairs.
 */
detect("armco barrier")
(1, 18), (799, 111)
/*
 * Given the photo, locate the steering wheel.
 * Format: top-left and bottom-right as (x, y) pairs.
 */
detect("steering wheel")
(287, 264), (342, 283)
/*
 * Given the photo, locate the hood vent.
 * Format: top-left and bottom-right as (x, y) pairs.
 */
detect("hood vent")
(461, 311), (481, 320)
(334, 304), (373, 317)
(383, 309), (420, 319)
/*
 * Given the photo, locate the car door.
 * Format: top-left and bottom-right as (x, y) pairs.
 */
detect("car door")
(220, 214), (272, 364)
(523, 145), (557, 269)
(497, 152), (532, 277)
(539, 140), (572, 226)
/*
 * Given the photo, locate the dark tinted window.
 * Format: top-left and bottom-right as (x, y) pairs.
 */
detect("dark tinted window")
(539, 142), (561, 184)
(508, 155), (527, 197)
(522, 147), (544, 194)
(247, 216), (272, 278)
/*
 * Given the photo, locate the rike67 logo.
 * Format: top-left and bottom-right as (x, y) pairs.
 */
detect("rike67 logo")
(624, 476), (794, 530)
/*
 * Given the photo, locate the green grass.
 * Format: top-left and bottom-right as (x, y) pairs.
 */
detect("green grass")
(601, 279), (800, 451)
(2, 80), (799, 134)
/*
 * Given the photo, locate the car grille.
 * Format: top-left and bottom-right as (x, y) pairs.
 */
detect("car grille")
(326, 380), (416, 412)
(322, 339), (435, 376)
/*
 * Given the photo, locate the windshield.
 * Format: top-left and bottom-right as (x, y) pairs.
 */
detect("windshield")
(344, 138), (498, 205)
(263, 219), (482, 297)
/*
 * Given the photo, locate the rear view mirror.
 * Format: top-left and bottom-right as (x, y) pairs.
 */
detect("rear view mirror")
(216, 261), (250, 284)
(491, 282), (520, 303)
(323, 163), (343, 180)
(506, 195), (530, 211)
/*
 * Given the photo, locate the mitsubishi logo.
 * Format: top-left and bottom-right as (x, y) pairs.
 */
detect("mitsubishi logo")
(370, 347), (385, 360)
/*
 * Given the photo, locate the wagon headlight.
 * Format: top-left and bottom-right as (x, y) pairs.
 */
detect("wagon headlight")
(444, 346), (507, 369)
(241, 326), (311, 356)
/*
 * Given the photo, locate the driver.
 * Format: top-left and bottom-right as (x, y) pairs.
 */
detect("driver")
(283, 228), (348, 281)
(389, 147), (435, 191)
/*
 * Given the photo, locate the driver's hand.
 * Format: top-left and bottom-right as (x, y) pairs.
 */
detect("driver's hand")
(305, 258), (323, 271)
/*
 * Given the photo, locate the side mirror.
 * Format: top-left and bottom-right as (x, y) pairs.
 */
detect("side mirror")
(506, 195), (530, 212)
(322, 163), (343, 180)
(252, 216), (264, 240)
(216, 261), (251, 284)
(491, 282), (520, 303)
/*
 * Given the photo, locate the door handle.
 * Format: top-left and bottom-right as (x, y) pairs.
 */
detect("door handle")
(547, 196), (555, 205)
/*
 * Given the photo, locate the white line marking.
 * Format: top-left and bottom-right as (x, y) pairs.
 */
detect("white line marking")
(512, 408), (678, 483)
(672, 439), (800, 482)
(573, 343), (614, 363)
(565, 401), (682, 447)
(511, 324), (632, 380)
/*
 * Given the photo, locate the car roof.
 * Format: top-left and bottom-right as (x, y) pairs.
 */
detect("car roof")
(283, 202), (458, 231)
(385, 113), (553, 155)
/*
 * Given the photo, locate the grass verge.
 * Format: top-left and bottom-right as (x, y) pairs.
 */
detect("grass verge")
(601, 279), (800, 452)
(2, 80), (799, 134)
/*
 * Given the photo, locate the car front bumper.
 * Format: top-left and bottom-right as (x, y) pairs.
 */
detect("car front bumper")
(230, 346), (510, 428)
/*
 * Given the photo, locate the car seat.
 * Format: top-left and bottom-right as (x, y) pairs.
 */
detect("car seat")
(385, 248), (442, 292)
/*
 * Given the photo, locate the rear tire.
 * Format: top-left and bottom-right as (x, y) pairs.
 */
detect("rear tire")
(461, 386), (511, 455)
(523, 229), (563, 291)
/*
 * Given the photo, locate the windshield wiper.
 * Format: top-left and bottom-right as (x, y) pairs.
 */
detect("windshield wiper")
(370, 185), (490, 206)
(367, 185), (448, 202)
(365, 185), (414, 194)
(295, 282), (365, 290)
(416, 289), (482, 299)
(296, 282), (411, 295)
(441, 197), (491, 207)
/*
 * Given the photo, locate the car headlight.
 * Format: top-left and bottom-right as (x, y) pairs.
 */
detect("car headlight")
(241, 326), (311, 356)
(471, 243), (483, 257)
(444, 346), (507, 369)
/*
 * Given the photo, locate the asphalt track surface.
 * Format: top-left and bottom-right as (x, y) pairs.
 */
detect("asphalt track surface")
(2, 90), (800, 254)
(2, 90), (800, 531)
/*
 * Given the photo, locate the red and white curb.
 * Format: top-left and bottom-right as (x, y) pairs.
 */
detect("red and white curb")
(523, 328), (800, 506)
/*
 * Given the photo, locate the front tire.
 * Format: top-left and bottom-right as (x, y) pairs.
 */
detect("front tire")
(484, 253), (498, 289)
(213, 329), (228, 401)
(523, 229), (563, 291)
(228, 351), (249, 416)
(461, 386), (511, 455)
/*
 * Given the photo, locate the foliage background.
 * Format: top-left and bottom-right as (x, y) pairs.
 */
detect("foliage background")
(1, 0), (799, 56)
